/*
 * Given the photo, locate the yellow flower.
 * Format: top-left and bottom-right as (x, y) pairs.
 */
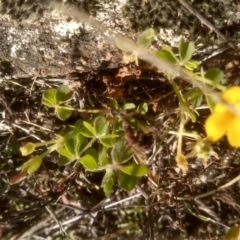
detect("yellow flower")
(205, 86), (240, 147)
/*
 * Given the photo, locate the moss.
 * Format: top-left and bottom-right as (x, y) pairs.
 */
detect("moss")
(122, 0), (240, 38)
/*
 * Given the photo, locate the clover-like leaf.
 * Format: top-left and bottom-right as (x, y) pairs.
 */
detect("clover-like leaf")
(115, 36), (137, 52)
(55, 85), (72, 104)
(74, 134), (86, 157)
(117, 171), (138, 191)
(137, 102), (148, 115)
(179, 39), (195, 64)
(42, 89), (57, 107)
(57, 144), (75, 159)
(137, 28), (155, 48)
(135, 119), (152, 134)
(58, 155), (73, 166)
(60, 126), (74, 137)
(156, 50), (178, 64)
(55, 108), (72, 121)
(81, 121), (95, 138)
(184, 88), (203, 109)
(120, 163), (148, 177)
(99, 146), (111, 166)
(205, 68), (224, 84)
(80, 148), (98, 170)
(206, 95), (215, 113)
(101, 170), (115, 197)
(123, 103), (136, 110)
(184, 59), (199, 71)
(64, 138), (76, 157)
(99, 136), (115, 147)
(94, 116), (108, 137)
(108, 99), (120, 110)
(111, 139), (134, 163)
(86, 148), (98, 162)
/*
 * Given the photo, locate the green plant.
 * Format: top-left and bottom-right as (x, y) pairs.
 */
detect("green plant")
(11, 28), (228, 194)
(10, 86), (149, 196)
(116, 28), (227, 172)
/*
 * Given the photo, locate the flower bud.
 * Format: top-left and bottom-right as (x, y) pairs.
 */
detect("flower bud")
(17, 155), (42, 175)
(20, 142), (36, 156)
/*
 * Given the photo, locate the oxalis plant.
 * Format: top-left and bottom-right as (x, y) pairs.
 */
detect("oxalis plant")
(11, 28), (228, 196)
(10, 85), (149, 196)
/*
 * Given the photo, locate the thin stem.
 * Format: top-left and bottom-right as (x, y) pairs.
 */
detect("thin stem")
(184, 69), (226, 92)
(35, 138), (63, 147)
(169, 131), (201, 140)
(56, 105), (106, 113)
(40, 144), (59, 159)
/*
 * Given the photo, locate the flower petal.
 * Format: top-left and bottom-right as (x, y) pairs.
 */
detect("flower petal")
(222, 86), (240, 104)
(205, 111), (232, 142)
(226, 116), (240, 147)
(214, 103), (228, 114)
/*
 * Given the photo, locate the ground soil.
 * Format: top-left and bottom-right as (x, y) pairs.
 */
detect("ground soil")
(1, 1), (240, 240)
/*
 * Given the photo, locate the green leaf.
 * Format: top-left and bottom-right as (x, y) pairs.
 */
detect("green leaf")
(137, 102), (148, 115)
(192, 95), (203, 109)
(108, 99), (120, 110)
(205, 68), (224, 84)
(42, 89), (57, 107)
(115, 36), (137, 52)
(58, 155), (73, 166)
(60, 126), (75, 137)
(137, 28), (155, 48)
(94, 116), (108, 137)
(156, 50), (178, 64)
(55, 108), (72, 121)
(74, 134), (86, 157)
(179, 39), (195, 63)
(135, 119), (152, 134)
(87, 93), (95, 107)
(224, 226), (240, 240)
(184, 88), (203, 109)
(117, 171), (138, 191)
(99, 137), (115, 147)
(123, 103), (136, 110)
(120, 163), (148, 177)
(81, 121), (95, 138)
(64, 138), (76, 157)
(111, 139), (134, 163)
(206, 95), (215, 112)
(79, 151), (97, 171)
(101, 170), (115, 197)
(56, 145), (75, 159)
(184, 59), (199, 71)
(74, 119), (83, 128)
(99, 146), (111, 166)
(73, 119), (84, 135)
(184, 88), (202, 99)
(85, 148), (98, 162)
(55, 85), (72, 104)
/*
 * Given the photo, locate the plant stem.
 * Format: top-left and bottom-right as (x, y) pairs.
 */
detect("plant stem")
(56, 105), (107, 113)
(35, 138), (63, 147)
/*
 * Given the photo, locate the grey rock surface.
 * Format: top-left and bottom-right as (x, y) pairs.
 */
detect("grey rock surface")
(0, 0), (128, 79)
(0, 0), (240, 79)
